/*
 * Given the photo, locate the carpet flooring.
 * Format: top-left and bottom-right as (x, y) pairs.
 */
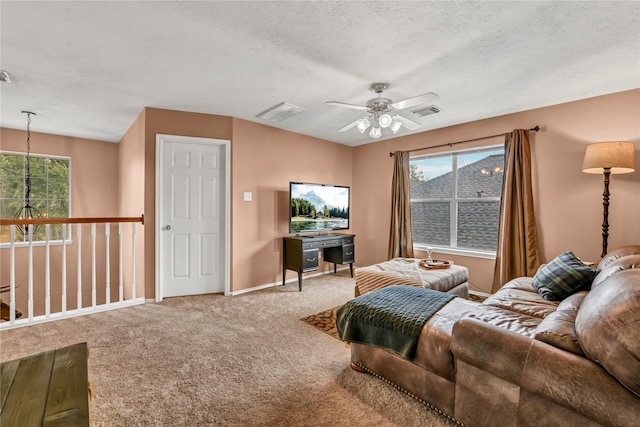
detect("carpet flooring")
(300, 306), (341, 340)
(0, 272), (458, 427)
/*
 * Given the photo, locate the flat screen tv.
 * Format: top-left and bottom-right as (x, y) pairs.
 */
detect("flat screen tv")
(289, 182), (350, 234)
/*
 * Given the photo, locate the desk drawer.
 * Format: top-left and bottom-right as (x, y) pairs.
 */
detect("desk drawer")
(302, 249), (319, 271)
(342, 244), (355, 263)
(302, 239), (340, 249)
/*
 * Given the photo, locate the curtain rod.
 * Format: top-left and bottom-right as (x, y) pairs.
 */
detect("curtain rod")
(389, 126), (540, 157)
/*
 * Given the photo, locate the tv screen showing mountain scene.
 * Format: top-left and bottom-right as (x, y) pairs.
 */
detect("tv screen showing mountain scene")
(289, 182), (349, 233)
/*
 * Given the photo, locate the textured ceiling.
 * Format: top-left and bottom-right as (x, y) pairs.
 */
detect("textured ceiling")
(1, 1), (639, 147)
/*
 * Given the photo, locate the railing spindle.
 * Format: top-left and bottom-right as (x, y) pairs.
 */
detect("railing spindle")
(62, 224), (67, 314)
(91, 223), (97, 308)
(131, 223), (136, 299)
(77, 224), (82, 311)
(9, 226), (16, 324)
(119, 223), (124, 302)
(45, 225), (51, 317)
(28, 225), (34, 321)
(105, 223), (111, 305)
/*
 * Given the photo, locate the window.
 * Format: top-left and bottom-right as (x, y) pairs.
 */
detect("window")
(410, 146), (504, 255)
(0, 152), (71, 243)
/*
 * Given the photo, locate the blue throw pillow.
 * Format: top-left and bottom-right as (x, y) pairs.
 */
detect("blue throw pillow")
(532, 252), (597, 301)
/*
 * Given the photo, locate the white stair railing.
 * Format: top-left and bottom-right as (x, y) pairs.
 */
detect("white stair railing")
(0, 215), (144, 330)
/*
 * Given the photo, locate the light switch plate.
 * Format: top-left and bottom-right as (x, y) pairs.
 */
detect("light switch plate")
(243, 192), (252, 202)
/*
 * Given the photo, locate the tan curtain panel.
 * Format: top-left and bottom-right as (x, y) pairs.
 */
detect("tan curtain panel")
(388, 151), (414, 259)
(492, 129), (540, 292)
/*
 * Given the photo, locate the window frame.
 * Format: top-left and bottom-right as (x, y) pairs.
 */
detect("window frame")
(410, 144), (504, 259)
(0, 150), (72, 247)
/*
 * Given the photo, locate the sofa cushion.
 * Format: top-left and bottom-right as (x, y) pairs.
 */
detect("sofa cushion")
(597, 244), (640, 270)
(534, 292), (587, 356)
(483, 277), (559, 319)
(532, 252), (597, 301)
(469, 305), (542, 337)
(591, 254), (640, 290)
(576, 269), (640, 397)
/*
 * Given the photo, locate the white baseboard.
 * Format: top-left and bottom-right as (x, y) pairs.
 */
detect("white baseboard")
(229, 267), (352, 296)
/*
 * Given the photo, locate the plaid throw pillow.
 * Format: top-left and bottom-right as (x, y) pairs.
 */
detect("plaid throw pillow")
(532, 252), (597, 301)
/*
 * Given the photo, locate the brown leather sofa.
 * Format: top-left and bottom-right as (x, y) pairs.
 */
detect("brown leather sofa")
(349, 245), (640, 426)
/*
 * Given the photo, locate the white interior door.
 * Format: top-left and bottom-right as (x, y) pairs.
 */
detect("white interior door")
(157, 135), (229, 299)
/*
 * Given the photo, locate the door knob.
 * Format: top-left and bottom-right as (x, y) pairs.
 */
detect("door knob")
(162, 225), (171, 231)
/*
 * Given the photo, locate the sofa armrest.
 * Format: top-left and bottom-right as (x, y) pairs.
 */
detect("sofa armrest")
(521, 340), (640, 426)
(451, 317), (532, 384)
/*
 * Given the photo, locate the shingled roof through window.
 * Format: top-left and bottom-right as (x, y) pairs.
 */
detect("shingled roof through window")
(411, 154), (504, 251)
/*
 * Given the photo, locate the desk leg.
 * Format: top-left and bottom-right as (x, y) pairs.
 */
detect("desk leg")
(333, 264), (337, 274)
(282, 266), (286, 286)
(349, 263), (353, 278)
(298, 272), (303, 292)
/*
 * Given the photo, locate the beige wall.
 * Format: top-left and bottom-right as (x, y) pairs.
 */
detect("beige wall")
(1, 128), (120, 217)
(118, 110), (147, 297)
(231, 118), (353, 292)
(352, 89), (640, 293)
(1, 128), (121, 314)
(142, 108), (233, 298)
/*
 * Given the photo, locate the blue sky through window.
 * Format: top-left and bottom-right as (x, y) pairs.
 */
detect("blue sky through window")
(413, 148), (503, 180)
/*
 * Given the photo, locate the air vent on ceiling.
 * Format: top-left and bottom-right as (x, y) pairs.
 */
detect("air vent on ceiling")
(256, 102), (307, 123)
(0, 70), (12, 83)
(412, 105), (441, 117)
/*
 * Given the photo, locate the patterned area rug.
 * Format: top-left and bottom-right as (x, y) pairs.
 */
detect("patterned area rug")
(301, 293), (487, 340)
(301, 306), (341, 340)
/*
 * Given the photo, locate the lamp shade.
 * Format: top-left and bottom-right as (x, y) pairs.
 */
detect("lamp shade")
(582, 141), (635, 174)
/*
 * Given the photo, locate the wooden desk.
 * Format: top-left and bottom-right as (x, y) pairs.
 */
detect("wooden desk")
(1, 342), (90, 427)
(283, 234), (355, 291)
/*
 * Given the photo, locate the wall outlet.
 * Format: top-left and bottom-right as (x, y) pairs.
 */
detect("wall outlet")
(243, 192), (252, 202)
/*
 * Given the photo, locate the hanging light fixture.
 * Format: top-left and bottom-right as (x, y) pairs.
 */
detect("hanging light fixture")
(13, 111), (43, 237)
(378, 114), (393, 128)
(369, 126), (382, 139)
(356, 117), (370, 134)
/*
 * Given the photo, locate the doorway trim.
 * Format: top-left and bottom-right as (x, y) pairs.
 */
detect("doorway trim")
(155, 134), (231, 301)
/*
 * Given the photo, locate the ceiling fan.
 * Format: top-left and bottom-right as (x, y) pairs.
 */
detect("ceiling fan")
(326, 83), (440, 138)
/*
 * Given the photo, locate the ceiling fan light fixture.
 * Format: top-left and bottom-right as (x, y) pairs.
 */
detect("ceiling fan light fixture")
(356, 117), (370, 133)
(378, 114), (392, 128)
(327, 82), (429, 139)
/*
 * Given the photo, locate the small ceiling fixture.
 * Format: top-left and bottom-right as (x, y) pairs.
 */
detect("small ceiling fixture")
(326, 83), (440, 139)
(256, 102), (306, 123)
(14, 111), (43, 237)
(412, 105), (441, 117)
(0, 70), (12, 83)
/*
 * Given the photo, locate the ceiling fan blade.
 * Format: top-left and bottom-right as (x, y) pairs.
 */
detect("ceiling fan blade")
(326, 101), (368, 111)
(390, 92), (440, 110)
(392, 115), (421, 131)
(337, 118), (361, 132)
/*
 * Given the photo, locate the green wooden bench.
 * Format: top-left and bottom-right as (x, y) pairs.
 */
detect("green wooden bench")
(1, 342), (90, 427)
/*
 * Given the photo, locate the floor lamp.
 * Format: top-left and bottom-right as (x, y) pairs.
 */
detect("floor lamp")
(582, 141), (636, 258)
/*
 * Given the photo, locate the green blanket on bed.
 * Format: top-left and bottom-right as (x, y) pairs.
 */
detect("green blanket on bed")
(336, 285), (456, 360)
